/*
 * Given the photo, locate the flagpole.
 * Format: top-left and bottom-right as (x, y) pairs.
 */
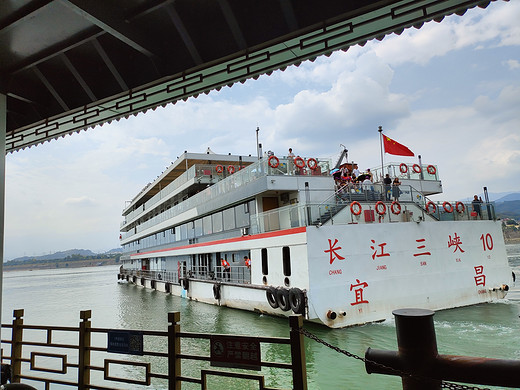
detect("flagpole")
(378, 126), (384, 182)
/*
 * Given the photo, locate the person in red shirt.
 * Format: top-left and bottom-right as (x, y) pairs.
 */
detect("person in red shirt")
(221, 258), (230, 280)
(244, 256), (251, 269)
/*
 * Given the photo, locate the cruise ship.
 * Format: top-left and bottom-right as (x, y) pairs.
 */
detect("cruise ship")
(118, 148), (512, 328)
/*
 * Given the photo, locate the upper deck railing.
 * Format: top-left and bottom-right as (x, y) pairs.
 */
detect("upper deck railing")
(250, 183), (495, 234)
(121, 156), (331, 239)
(369, 162), (439, 183)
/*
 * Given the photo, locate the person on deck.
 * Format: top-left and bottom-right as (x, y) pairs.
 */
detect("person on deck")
(244, 255), (251, 269)
(383, 174), (392, 201)
(392, 177), (401, 201)
(287, 148), (295, 175)
(221, 258), (230, 281)
(472, 195), (482, 218)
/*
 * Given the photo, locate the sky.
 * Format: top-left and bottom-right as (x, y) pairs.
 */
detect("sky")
(4, 1), (520, 260)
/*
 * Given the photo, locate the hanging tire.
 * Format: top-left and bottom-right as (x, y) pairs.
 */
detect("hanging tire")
(288, 288), (305, 314)
(266, 287), (278, 309)
(276, 288), (291, 311)
(165, 283), (171, 293)
(213, 283), (221, 300)
(182, 278), (189, 290)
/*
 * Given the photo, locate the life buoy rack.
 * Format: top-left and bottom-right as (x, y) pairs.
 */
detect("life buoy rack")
(294, 157), (305, 169)
(227, 165), (235, 174)
(266, 287), (278, 309)
(276, 288), (291, 311)
(391, 201), (401, 215)
(413, 164), (422, 173)
(216, 164), (224, 174)
(288, 288), (306, 314)
(456, 201), (465, 214)
(213, 283), (221, 300)
(375, 201), (387, 215)
(350, 201), (362, 216)
(426, 201), (437, 214)
(427, 165), (436, 175)
(443, 201), (453, 213)
(307, 158), (318, 170)
(268, 155), (279, 168)
(182, 278), (189, 290)
(399, 163), (408, 174)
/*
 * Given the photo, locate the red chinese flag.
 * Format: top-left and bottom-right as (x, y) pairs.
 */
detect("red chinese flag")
(382, 134), (414, 156)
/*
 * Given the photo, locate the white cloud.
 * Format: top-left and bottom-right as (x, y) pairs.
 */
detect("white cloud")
(3, 1), (520, 260)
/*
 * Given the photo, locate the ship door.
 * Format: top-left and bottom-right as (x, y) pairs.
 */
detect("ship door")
(142, 258), (150, 271)
(262, 197), (280, 231)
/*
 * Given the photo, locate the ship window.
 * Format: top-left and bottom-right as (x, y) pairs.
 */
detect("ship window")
(223, 208), (236, 230)
(212, 211), (223, 233)
(261, 248), (268, 275)
(203, 215), (212, 235)
(180, 223), (188, 240)
(194, 219), (203, 237)
(235, 204), (249, 228)
(282, 246), (291, 276)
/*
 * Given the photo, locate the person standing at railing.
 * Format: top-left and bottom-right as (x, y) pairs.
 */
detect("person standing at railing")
(244, 255), (251, 269)
(383, 174), (392, 201)
(221, 258), (231, 281)
(392, 177), (401, 201)
(287, 148), (295, 175)
(472, 195), (482, 219)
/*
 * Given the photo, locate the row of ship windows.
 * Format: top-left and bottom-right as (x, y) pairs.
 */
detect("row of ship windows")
(123, 200), (256, 251)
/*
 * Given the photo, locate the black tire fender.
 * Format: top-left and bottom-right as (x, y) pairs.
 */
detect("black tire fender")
(213, 283), (221, 300)
(182, 278), (189, 290)
(288, 288), (306, 314)
(276, 288), (291, 311)
(266, 287), (279, 309)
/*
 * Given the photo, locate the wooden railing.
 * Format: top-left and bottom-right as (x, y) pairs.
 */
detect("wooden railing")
(1, 309), (307, 390)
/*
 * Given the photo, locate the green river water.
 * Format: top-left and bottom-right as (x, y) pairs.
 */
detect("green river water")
(2, 244), (520, 389)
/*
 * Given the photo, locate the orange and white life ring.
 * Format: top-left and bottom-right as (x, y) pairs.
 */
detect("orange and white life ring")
(426, 201), (437, 214)
(443, 201), (453, 213)
(455, 201), (465, 214)
(391, 201), (401, 215)
(268, 155), (279, 168)
(227, 165), (235, 174)
(216, 164), (224, 174)
(307, 158), (318, 170)
(375, 201), (387, 215)
(294, 157), (305, 169)
(427, 165), (436, 175)
(350, 201), (362, 216)
(413, 164), (422, 173)
(399, 163), (408, 174)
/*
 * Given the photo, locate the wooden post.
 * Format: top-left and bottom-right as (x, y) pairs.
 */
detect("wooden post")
(78, 310), (92, 390)
(289, 315), (307, 390)
(168, 312), (181, 390)
(11, 309), (24, 383)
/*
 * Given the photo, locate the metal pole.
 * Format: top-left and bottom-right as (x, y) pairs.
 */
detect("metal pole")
(0, 93), (6, 349)
(256, 127), (260, 160)
(378, 126), (384, 182)
(394, 308), (441, 390)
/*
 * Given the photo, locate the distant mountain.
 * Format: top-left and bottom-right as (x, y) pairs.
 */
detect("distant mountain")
(495, 193), (520, 203)
(10, 248), (121, 262)
(495, 200), (520, 220)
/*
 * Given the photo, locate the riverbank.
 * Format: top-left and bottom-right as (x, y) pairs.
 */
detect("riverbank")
(3, 257), (119, 272)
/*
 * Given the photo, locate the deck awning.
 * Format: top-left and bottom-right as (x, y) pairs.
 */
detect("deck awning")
(0, 0), (503, 153)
